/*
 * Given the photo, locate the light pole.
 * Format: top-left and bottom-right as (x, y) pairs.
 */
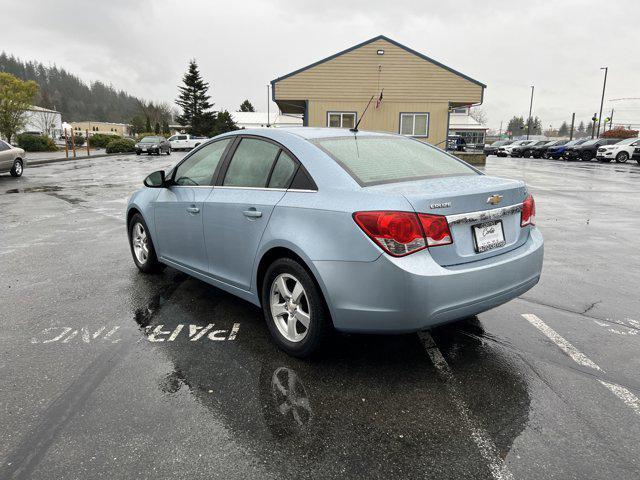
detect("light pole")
(596, 67), (608, 137)
(526, 85), (534, 140)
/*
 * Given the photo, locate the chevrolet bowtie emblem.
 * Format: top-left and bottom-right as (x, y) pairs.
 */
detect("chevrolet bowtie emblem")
(487, 194), (503, 205)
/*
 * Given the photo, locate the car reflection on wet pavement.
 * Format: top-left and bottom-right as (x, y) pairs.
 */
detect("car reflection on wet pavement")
(1, 153), (640, 479)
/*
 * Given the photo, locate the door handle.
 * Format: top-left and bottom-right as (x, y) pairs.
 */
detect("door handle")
(242, 209), (262, 219)
(186, 206), (200, 214)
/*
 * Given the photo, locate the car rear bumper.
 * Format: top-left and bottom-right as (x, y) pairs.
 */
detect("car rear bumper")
(313, 228), (544, 333)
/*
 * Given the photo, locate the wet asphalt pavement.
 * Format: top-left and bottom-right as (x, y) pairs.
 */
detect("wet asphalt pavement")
(1, 152), (639, 479)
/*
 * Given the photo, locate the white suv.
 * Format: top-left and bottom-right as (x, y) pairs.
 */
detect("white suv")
(496, 140), (538, 157)
(596, 137), (640, 163)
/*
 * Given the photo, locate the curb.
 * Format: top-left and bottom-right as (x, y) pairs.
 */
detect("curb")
(28, 152), (120, 167)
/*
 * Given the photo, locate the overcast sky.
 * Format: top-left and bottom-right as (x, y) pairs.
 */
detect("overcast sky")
(2, 0), (639, 130)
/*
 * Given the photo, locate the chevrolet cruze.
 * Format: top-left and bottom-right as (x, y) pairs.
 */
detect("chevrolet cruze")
(126, 128), (543, 356)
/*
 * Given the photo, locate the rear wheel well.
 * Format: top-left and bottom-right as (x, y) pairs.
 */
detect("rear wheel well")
(256, 247), (331, 323)
(257, 247), (308, 299)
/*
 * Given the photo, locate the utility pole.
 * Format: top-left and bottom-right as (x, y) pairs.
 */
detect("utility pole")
(591, 113), (597, 139)
(597, 67), (608, 137)
(499, 121), (503, 136)
(609, 109), (614, 131)
(569, 112), (575, 140)
(266, 84), (270, 127)
(526, 85), (534, 140)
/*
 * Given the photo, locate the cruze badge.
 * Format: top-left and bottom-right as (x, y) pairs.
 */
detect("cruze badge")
(430, 202), (451, 209)
(487, 194), (503, 205)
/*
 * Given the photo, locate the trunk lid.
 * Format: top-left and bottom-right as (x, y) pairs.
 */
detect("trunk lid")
(367, 175), (529, 266)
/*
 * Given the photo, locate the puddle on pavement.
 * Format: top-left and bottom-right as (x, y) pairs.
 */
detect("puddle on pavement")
(5, 185), (63, 194)
(129, 270), (531, 478)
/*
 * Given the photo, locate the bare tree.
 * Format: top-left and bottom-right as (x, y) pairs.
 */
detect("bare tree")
(32, 108), (59, 138)
(469, 108), (488, 125)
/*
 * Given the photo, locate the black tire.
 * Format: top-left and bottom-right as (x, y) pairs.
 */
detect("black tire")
(166, 147), (171, 155)
(582, 151), (592, 162)
(261, 257), (330, 357)
(136, 152), (141, 156)
(128, 213), (165, 274)
(615, 152), (629, 163)
(10, 159), (23, 177)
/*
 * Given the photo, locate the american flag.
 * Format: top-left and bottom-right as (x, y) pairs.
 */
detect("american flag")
(375, 89), (384, 109)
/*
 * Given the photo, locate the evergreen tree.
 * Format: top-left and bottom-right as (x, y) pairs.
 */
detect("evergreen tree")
(0, 52), (141, 122)
(239, 99), (255, 112)
(145, 116), (151, 133)
(524, 116), (542, 135)
(154, 122), (160, 134)
(577, 121), (586, 137)
(211, 110), (239, 136)
(506, 116), (525, 137)
(175, 60), (214, 135)
(558, 121), (569, 136)
(161, 120), (170, 135)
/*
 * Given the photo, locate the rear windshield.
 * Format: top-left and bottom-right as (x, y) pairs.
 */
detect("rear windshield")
(314, 136), (478, 186)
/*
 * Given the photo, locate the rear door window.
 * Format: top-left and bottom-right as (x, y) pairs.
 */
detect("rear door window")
(314, 136), (477, 186)
(223, 138), (280, 187)
(268, 152), (297, 188)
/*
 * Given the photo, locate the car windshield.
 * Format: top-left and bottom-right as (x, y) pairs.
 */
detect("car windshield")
(140, 136), (162, 143)
(614, 137), (638, 145)
(492, 140), (510, 146)
(543, 141), (556, 146)
(314, 136), (478, 186)
(581, 140), (598, 146)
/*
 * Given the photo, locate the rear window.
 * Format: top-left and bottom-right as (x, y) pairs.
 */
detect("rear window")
(314, 136), (477, 186)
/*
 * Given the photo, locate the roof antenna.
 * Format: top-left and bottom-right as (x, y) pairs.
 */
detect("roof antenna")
(350, 95), (375, 133)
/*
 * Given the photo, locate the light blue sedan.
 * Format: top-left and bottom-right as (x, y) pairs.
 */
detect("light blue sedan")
(126, 128), (543, 357)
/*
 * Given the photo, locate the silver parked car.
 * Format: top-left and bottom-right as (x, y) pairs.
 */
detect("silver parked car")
(0, 140), (26, 177)
(126, 128), (544, 357)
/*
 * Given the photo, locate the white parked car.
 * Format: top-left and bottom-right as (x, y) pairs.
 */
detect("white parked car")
(167, 134), (209, 151)
(496, 140), (538, 157)
(595, 137), (640, 163)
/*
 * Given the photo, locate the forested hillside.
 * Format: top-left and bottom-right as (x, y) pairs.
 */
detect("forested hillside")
(0, 52), (142, 122)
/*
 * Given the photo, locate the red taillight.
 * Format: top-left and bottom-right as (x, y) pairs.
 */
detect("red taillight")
(418, 214), (453, 246)
(353, 211), (452, 257)
(521, 194), (536, 227)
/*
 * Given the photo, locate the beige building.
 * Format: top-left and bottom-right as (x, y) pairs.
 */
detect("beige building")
(70, 121), (132, 137)
(271, 35), (485, 147)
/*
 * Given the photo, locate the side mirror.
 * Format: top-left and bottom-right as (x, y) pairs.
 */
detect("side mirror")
(144, 170), (166, 188)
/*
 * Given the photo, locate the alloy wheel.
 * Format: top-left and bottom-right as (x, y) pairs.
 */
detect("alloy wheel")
(132, 222), (149, 265)
(14, 161), (22, 175)
(270, 273), (311, 343)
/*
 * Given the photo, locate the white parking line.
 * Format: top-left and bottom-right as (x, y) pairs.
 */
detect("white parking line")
(419, 332), (514, 480)
(598, 381), (640, 417)
(522, 313), (640, 418)
(521, 313), (601, 371)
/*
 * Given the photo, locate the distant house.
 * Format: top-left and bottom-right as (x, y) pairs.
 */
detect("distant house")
(231, 112), (302, 129)
(70, 121), (132, 137)
(271, 35), (485, 147)
(21, 106), (63, 138)
(448, 107), (488, 147)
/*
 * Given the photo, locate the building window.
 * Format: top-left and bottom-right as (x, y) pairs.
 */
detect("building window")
(400, 113), (429, 137)
(451, 107), (469, 114)
(453, 130), (485, 146)
(327, 112), (356, 129)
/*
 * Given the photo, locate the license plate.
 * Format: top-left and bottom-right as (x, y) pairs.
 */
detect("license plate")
(141, 148), (147, 151)
(473, 220), (506, 253)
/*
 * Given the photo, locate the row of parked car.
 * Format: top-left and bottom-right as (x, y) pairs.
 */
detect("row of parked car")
(484, 137), (640, 163)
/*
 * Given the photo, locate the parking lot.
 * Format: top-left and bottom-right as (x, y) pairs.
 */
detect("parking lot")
(1, 153), (639, 479)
